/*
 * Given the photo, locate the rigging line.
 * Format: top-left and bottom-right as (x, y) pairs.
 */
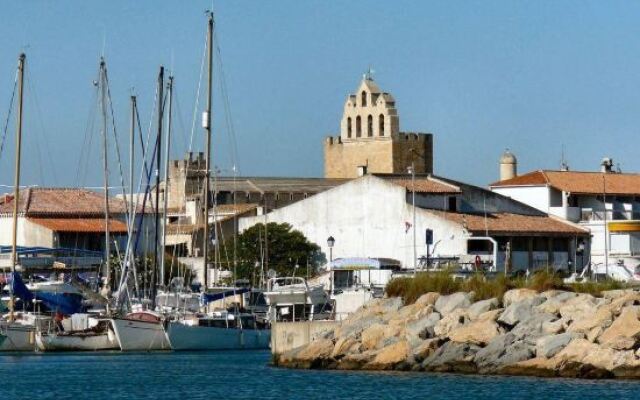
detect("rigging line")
(26, 66), (59, 186)
(215, 30), (241, 175)
(23, 70), (47, 186)
(172, 92), (190, 157)
(76, 71), (100, 186)
(0, 69), (18, 163)
(103, 65), (130, 219)
(188, 26), (208, 154)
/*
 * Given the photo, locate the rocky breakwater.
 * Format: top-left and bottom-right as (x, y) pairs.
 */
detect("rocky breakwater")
(274, 289), (640, 379)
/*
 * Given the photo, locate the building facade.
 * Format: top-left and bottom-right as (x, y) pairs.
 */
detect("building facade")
(239, 174), (588, 273)
(324, 76), (433, 179)
(491, 161), (640, 268)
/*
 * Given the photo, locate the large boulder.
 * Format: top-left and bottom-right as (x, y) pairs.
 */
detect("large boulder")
(331, 336), (359, 359)
(567, 307), (613, 334)
(367, 340), (411, 370)
(503, 288), (539, 307)
(536, 332), (582, 358)
(598, 306), (640, 350)
(448, 320), (501, 346)
(498, 297), (545, 327)
(422, 341), (480, 372)
(554, 338), (636, 372)
(405, 311), (441, 339)
(557, 294), (598, 320)
(335, 315), (383, 339)
(411, 338), (443, 362)
(361, 323), (402, 351)
(434, 308), (468, 337)
(415, 292), (440, 307)
(434, 292), (473, 315)
(474, 333), (517, 369)
(510, 312), (558, 339)
(467, 298), (500, 320)
(537, 291), (578, 314)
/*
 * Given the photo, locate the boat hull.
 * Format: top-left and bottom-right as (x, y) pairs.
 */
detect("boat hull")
(167, 321), (270, 351)
(110, 318), (170, 351)
(0, 324), (36, 352)
(36, 330), (119, 352)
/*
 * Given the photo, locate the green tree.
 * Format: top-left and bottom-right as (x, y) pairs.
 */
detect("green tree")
(224, 222), (325, 283)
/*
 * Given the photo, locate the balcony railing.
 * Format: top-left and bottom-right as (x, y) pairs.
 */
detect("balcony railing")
(580, 209), (640, 222)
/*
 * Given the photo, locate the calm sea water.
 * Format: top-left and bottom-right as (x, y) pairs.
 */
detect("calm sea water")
(1, 350), (639, 400)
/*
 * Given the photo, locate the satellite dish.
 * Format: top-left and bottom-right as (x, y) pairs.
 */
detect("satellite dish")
(267, 269), (277, 279)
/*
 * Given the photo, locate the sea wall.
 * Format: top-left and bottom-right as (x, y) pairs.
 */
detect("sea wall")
(273, 289), (640, 379)
(271, 320), (340, 354)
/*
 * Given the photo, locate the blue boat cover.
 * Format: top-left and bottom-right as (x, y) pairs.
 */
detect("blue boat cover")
(201, 287), (250, 304)
(11, 272), (34, 303)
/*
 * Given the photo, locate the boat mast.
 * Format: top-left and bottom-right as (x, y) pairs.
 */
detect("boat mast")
(99, 59), (112, 292)
(151, 66), (164, 309)
(160, 76), (173, 289)
(9, 53), (25, 322)
(128, 95), (139, 297)
(202, 12), (214, 290)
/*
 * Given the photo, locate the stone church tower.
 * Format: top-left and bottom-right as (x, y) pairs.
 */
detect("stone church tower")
(324, 75), (433, 178)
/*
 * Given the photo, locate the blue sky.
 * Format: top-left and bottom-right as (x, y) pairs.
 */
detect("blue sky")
(1, 1), (640, 190)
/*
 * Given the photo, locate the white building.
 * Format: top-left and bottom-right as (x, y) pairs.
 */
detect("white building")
(491, 158), (640, 268)
(239, 174), (588, 273)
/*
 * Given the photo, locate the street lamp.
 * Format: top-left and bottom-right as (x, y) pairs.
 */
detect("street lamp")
(327, 236), (335, 294)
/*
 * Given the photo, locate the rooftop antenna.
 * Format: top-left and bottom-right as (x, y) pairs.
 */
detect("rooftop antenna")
(560, 144), (569, 171)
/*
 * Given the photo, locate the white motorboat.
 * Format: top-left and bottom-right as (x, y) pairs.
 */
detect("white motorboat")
(166, 310), (270, 351)
(0, 312), (50, 352)
(36, 317), (119, 352)
(110, 311), (170, 351)
(263, 277), (333, 321)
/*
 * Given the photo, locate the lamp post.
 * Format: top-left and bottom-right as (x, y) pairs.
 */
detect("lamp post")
(327, 236), (335, 294)
(408, 163), (417, 275)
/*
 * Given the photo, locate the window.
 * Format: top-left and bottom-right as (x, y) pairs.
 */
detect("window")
(367, 115), (373, 137)
(447, 196), (457, 212)
(379, 114), (385, 136)
(347, 117), (352, 138)
(356, 116), (362, 137)
(361, 91), (367, 107)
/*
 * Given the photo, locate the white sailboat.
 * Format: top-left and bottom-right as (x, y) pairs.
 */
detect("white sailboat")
(110, 311), (170, 351)
(36, 317), (119, 351)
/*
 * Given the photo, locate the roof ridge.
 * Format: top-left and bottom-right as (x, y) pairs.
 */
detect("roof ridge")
(24, 187), (33, 214)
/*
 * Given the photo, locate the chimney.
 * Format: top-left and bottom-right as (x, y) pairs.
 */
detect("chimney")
(357, 165), (368, 177)
(600, 157), (613, 173)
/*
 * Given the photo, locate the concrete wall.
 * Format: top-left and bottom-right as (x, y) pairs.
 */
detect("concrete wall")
(491, 186), (550, 213)
(0, 217), (54, 247)
(271, 320), (340, 354)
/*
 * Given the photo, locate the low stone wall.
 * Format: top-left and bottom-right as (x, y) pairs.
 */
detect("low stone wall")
(274, 289), (640, 379)
(271, 320), (340, 355)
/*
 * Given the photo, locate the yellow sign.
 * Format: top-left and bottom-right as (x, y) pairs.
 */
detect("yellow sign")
(608, 221), (640, 233)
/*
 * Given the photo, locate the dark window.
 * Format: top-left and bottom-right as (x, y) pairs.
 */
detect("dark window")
(367, 115), (373, 137)
(347, 117), (352, 138)
(361, 91), (367, 106)
(356, 116), (362, 137)
(447, 196), (457, 211)
(379, 114), (385, 136)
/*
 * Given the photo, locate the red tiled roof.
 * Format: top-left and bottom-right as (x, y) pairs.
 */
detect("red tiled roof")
(380, 175), (461, 194)
(491, 170), (640, 196)
(28, 218), (129, 233)
(431, 210), (588, 236)
(0, 188), (129, 216)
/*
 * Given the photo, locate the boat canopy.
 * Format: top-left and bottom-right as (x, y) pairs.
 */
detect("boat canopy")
(330, 258), (382, 271)
(201, 287), (250, 304)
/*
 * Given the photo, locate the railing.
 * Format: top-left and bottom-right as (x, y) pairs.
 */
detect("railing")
(581, 209), (640, 222)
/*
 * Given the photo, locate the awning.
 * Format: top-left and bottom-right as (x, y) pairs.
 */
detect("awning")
(28, 218), (128, 233)
(330, 258), (382, 271)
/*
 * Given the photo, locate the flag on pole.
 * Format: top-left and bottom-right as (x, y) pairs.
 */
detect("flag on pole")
(405, 221), (412, 233)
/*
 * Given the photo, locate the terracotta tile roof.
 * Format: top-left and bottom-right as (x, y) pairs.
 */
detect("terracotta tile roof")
(0, 188), (129, 216)
(491, 170), (640, 196)
(28, 218), (129, 233)
(431, 210), (588, 236)
(378, 174), (462, 193)
(214, 203), (258, 215)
